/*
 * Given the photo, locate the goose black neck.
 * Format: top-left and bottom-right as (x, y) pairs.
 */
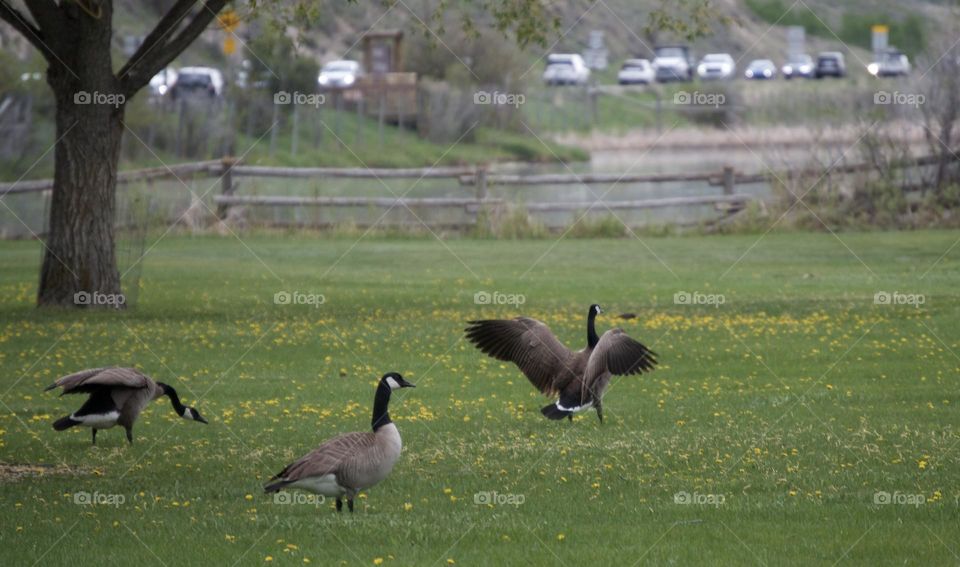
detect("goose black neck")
(371, 381), (393, 431)
(159, 383), (186, 415)
(587, 309), (600, 348)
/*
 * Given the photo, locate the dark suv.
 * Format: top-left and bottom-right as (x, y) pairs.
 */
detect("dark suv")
(815, 52), (846, 79)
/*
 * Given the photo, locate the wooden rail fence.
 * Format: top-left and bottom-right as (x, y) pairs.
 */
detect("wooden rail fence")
(4, 151), (949, 231)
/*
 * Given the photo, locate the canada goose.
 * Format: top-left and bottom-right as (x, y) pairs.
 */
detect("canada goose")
(45, 367), (208, 444)
(465, 304), (657, 422)
(263, 372), (415, 513)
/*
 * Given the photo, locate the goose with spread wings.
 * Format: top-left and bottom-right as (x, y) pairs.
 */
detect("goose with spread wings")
(465, 304), (657, 422)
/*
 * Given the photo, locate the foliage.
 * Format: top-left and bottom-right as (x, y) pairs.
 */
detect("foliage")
(744, 0), (928, 57)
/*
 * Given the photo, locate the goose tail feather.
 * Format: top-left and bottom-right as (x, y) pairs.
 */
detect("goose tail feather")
(541, 403), (572, 421)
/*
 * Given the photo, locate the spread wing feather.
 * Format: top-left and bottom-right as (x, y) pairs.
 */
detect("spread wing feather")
(46, 367), (151, 394)
(464, 318), (574, 396)
(584, 329), (658, 393)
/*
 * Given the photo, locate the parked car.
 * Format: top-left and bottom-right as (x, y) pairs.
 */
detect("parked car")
(745, 59), (777, 80)
(543, 54), (591, 86)
(653, 45), (694, 82)
(318, 60), (363, 89)
(617, 59), (654, 85)
(781, 53), (814, 79)
(171, 66), (224, 99)
(696, 53), (735, 80)
(815, 52), (846, 78)
(148, 68), (177, 96)
(868, 49), (910, 77)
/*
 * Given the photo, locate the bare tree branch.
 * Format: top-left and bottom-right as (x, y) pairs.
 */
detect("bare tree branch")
(116, 0), (197, 81)
(0, 0), (55, 59)
(119, 0), (228, 96)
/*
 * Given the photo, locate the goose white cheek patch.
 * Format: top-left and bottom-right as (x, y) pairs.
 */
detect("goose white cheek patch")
(386, 377), (401, 390)
(182, 408), (194, 420)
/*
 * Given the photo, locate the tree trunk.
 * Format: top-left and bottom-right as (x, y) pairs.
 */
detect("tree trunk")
(37, 4), (126, 308)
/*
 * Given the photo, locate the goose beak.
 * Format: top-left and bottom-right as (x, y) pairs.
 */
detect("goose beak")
(197, 415), (209, 424)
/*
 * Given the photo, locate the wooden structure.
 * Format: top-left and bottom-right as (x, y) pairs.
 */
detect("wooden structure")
(6, 151), (955, 234)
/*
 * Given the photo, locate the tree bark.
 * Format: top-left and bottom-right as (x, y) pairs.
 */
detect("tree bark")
(37, 2), (125, 307)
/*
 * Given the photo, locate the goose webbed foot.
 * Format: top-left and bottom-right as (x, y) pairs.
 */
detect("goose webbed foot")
(596, 406), (603, 424)
(336, 498), (343, 512)
(567, 414), (573, 422)
(348, 499), (354, 513)
(92, 429), (97, 445)
(125, 427), (133, 444)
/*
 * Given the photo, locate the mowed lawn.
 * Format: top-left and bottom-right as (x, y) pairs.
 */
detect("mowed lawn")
(0, 231), (958, 566)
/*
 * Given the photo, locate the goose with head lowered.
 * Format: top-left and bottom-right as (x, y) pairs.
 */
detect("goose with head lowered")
(264, 372), (415, 513)
(465, 304), (658, 422)
(45, 367), (208, 444)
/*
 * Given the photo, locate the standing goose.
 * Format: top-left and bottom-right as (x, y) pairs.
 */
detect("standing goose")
(45, 367), (208, 444)
(264, 372), (415, 513)
(465, 304), (657, 422)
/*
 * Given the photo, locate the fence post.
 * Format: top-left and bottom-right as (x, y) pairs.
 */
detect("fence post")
(655, 93), (662, 135)
(291, 103), (299, 157)
(378, 91), (386, 146)
(217, 157), (236, 219)
(476, 164), (488, 201)
(356, 93), (364, 147)
(269, 101), (279, 157)
(722, 166), (735, 195)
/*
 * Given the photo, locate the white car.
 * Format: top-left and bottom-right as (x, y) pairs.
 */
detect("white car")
(617, 59), (654, 85)
(868, 49), (910, 77)
(318, 60), (363, 89)
(171, 66), (224, 98)
(653, 45), (694, 82)
(148, 68), (177, 96)
(543, 54), (590, 86)
(697, 53), (735, 80)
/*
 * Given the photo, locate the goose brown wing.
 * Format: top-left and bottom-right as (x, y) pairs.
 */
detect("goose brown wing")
(272, 432), (375, 482)
(584, 329), (658, 393)
(465, 317), (574, 396)
(47, 367), (151, 394)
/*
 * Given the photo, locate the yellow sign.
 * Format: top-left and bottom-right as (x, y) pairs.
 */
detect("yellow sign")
(223, 36), (236, 55)
(218, 10), (240, 32)
(872, 24), (889, 34)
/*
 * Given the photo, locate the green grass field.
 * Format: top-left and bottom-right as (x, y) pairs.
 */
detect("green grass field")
(1, 231), (958, 565)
